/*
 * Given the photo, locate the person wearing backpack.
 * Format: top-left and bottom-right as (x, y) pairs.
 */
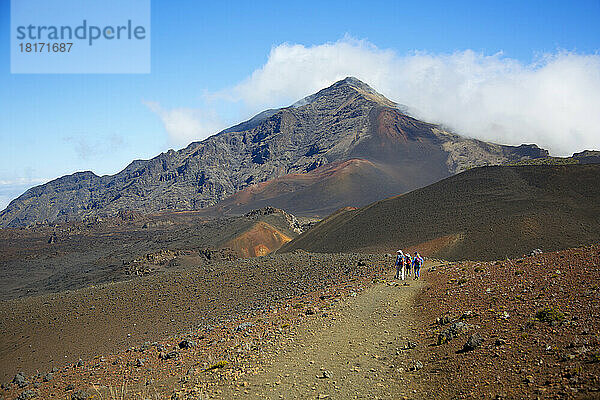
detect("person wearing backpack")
(413, 252), (423, 279)
(394, 250), (405, 280)
(405, 252), (413, 277)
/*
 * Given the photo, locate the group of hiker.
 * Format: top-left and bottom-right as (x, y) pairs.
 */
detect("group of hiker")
(394, 250), (423, 280)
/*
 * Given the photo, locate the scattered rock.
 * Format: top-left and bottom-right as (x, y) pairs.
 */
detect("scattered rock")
(75, 359), (84, 367)
(43, 372), (53, 382)
(235, 322), (254, 332)
(159, 351), (179, 360)
(463, 333), (484, 351)
(408, 361), (423, 371)
(12, 373), (28, 388)
(460, 311), (476, 320)
(65, 384), (75, 391)
(178, 339), (196, 349)
(529, 248), (543, 257)
(316, 371), (331, 379)
(437, 321), (471, 345)
(305, 308), (316, 315)
(71, 390), (90, 400)
(17, 390), (37, 400)
(136, 358), (145, 367)
(140, 341), (152, 351)
(582, 328), (590, 335)
(405, 340), (417, 349)
(498, 311), (510, 320)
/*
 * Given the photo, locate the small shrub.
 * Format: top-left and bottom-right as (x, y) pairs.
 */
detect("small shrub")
(203, 360), (228, 372)
(535, 307), (564, 323)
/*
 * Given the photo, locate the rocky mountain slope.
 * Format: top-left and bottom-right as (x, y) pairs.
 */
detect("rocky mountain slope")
(279, 164), (600, 260)
(0, 77), (549, 227)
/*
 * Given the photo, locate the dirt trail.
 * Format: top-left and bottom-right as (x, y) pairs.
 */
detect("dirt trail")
(222, 276), (429, 399)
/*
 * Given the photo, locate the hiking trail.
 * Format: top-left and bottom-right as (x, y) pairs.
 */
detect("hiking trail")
(220, 275), (428, 399)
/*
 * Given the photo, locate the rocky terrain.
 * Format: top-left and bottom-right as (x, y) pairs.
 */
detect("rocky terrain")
(280, 164), (600, 260)
(0, 252), (389, 386)
(416, 244), (600, 399)
(2, 246), (598, 399)
(0, 77), (548, 228)
(0, 207), (309, 300)
(508, 149), (600, 166)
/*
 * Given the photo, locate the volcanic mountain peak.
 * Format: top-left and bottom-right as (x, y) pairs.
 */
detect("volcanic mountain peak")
(292, 76), (396, 109)
(1, 78), (551, 227)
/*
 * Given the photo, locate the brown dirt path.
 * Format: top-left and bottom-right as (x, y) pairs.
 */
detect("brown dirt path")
(220, 275), (431, 399)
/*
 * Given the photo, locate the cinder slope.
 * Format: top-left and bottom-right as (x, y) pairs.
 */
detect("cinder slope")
(279, 165), (600, 260)
(215, 159), (410, 215)
(223, 221), (292, 257)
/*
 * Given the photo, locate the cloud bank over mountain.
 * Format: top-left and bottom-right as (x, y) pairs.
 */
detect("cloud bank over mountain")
(148, 37), (600, 156)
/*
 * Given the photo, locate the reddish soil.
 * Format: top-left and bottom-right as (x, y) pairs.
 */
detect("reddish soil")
(416, 244), (600, 399)
(0, 253), (390, 399)
(3, 246), (599, 399)
(224, 222), (291, 257)
(214, 158), (421, 217)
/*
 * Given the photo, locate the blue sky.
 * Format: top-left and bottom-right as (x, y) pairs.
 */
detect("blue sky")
(1, 0), (599, 209)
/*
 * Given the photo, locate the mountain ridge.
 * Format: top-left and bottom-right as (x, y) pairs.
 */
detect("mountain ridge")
(1, 77), (549, 227)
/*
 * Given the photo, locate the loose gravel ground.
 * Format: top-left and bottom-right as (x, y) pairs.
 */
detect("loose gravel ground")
(2, 245), (599, 399)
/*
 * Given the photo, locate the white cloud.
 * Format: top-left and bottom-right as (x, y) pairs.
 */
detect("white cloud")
(143, 101), (224, 145)
(151, 37), (600, 156)
(226, 38), (398, 107)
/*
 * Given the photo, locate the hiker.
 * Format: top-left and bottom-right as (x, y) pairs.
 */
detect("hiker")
(394, 250), (405, 280)
(413, 252), (423, 279)
(404, 252), (413, 277)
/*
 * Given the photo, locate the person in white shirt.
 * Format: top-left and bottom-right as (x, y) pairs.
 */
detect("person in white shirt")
(394, 250), (405, 280)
